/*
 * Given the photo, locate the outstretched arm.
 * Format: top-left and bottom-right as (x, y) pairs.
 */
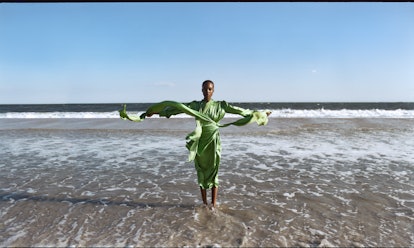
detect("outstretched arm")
(146, 102), (193, 118)
(222, 101), (271, 117)
(221, 101), (253, 117)
(146, 112), (157, 117)
(220, 101), (271, 127)
(120, 101), (215, 124)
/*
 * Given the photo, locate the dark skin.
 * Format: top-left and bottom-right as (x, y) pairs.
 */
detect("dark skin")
(148, 81), (271, 209)
(201, 82), (216, 208)
(201, 81), (271, 209)
(202, 81), (214, 102)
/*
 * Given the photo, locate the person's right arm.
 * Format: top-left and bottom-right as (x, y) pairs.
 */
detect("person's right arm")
(149, 101), (195, 118)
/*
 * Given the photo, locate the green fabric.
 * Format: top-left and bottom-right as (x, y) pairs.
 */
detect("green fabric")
(119, 100), (269, 189)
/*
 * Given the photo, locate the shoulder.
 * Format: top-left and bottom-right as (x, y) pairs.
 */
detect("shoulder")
(186, 100), (199, 105)
(187, 100), (201, 108)
(219, 100), (236, 109)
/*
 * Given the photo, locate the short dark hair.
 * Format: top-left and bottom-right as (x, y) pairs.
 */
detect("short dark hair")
(202, 80), (214, 87)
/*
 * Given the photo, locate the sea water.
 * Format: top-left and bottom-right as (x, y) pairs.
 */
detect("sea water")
(0, 103), (413, 247)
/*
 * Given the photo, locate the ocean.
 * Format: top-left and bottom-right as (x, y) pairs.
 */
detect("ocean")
(0, 102), (413, 247)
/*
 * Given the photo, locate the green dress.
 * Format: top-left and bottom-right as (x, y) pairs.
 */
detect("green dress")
(119, 100), (269, 189)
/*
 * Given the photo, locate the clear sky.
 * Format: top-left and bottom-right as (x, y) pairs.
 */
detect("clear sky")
(1, 2), (413, 104)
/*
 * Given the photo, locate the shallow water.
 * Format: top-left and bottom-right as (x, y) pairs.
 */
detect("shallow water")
(0, 118), (413, 247)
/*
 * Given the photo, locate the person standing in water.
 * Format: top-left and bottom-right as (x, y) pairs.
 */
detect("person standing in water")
(120, 80), (271, 209)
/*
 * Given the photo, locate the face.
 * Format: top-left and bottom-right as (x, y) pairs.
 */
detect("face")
(202, 82), (214, 102)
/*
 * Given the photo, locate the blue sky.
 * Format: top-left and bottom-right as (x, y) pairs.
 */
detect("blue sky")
(1, 2), (413, 104)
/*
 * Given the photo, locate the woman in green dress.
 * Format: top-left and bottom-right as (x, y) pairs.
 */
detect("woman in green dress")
(120, 80), (271, 209)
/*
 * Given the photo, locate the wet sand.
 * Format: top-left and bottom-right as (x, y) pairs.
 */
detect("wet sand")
(0, 118), (413, 246)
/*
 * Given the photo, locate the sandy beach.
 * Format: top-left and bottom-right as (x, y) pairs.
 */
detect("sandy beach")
(0, 118), (413, 246)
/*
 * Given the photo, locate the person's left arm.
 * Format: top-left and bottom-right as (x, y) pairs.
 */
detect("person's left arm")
(221, 101), (253, 117)
(222, 101), (272, 118)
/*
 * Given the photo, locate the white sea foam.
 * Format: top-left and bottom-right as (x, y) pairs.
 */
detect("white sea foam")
(0, 111), (120, 119)
(1, 108), (414, 119)
(1, 118), (413, 247)
(1, 230), (27, 247)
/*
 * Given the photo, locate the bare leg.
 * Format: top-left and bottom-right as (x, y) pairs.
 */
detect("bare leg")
(200, 187), (208, 205)
(211, 186), (218, 208)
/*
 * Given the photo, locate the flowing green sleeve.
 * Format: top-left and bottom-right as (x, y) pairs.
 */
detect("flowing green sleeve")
(158, 101), (198, 118)
(119, 101), (268, 126)
(119, 101), (214, 123)
(220, 101), (269, 127)
(120, 101), (215, 162)
(221, 101), (253, 117)
(119, 101), (270, 161)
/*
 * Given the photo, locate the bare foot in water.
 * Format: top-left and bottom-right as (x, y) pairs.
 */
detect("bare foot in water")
(209, 204), (217, 212)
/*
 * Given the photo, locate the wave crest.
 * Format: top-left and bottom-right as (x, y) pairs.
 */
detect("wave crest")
(1, 109), (414, 119)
